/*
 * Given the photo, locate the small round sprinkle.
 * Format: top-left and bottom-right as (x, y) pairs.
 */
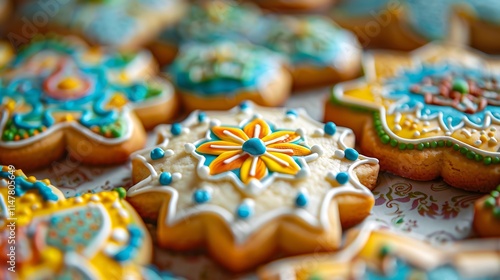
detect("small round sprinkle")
(239, 101), (250, 109)
(237, 203), (253, 219)
(159, 172), (173, 186)
(295, 192), (308, 207)
(193, 189), (210, 204)
(114, 187), (127, 199)
(324, 122), (337, 136)
(286, 109), (298, 116)
(336, 172), (349, 185)
(198, 112), (207, 122)
(150, 147), (165, 160)
(380, 135), (390, 144)
(171, 123), (182, 136)
(491, 190), (499, 198)
(344, 148), (359, 161)
(334, 149), (345, 159)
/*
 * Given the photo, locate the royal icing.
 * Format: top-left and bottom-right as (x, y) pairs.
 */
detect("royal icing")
(19, 0), (181, 47)
(128, 102), (378, 244)
(259, 16), (361, 69)
(0, 37), (173, 148)
(0, 166), (150, 279)
(261, 221), (500, 279)
(159, 0), (261, 44)
(168, 41), (286, 95)
(332, 43), (500, 164)
(335, 0), (500, 41)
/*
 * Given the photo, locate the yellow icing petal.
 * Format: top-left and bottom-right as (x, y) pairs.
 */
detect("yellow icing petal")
(196, 141), (242, 155)
(211, 126), (249, 143)
(240, 156), (267, 184)
(243, 118), (271, 139)
(209, 151), (249, 175)
(261, 152), (300, 175)
(267, 143), (311, 156)
(261, 130), (301, 145)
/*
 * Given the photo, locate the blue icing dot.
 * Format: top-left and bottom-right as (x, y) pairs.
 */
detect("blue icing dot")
(286, 109), (298, 116)
(198, 111), (207, 123)
(237, 203), (253, 219)
(159, 172), (172, 186)
(239, 101), (250, 109)
(344, 148), (359, 161)
(193, 189), (211, 204)
(324, 122), (337, 135)
(295, 192), (308, 207)
(170, 123), (182, 136)
(336, 172), (349, 185)
(242, 138), (266, 156)
(150, 148), (165, 160)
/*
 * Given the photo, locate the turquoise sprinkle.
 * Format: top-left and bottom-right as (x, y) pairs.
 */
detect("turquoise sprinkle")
(344, 148), (359, 161)
(150, 148), (165, 160)
(159, 172), (172, 185)
(336, 172), (349, 185)
(198, 111), (207, 122)
(193, 189), (211, 204)
(171, 123), (182, 136)
(242, 138), (266, 156)
(286, 109), (298, 116)
(237, 203), (253, 219)
(324, 122), (337, 136)
(239, 101), (250, 110)
(295, 192), (308, 207)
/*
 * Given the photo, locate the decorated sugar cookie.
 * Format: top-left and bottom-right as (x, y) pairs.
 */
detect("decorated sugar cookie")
(151, 0), (262, 65)
(167, 41), (291, 112)
(250, 0), (335, 12)
(325, 43), (500, 192)
(127, 102), (379, 272)
(259, 222), (500, 279)
(0, 37), (177, 171)
(259, 16), (361, 89)
(12, 0), (187, 50)
(474, 185), (500, 237)
(332, 0), (500, 52)
(0, 166), (152, 279)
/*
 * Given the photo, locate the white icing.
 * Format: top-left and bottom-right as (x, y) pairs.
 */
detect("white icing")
(128, 103), (378, 244)
(112, 228), (129, 243)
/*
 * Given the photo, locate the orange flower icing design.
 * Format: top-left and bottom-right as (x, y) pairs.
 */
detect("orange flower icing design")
(194, 117), (316, 191)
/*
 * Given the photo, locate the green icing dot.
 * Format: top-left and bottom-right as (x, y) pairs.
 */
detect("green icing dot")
(484, 197), (496, 208)
(390, 139), (398, 147)
(466, 151), (475, 160)
(475, 154), (483, 161)
(460, 147), (468, 154)
(417, 143), (425, 150)
(380, 245), (392, 257)
(493, 207), (500, 219)
(493, 157), (500, 164)
(380, 135), (390, 144)
(407, 143), (414, 150)
(2, 131), (14, 141)
(374, 120), (382, 127)
(437, 140), (445, 147)
(28, 129), (35, 137)
(453, 144), (460, 151)
(446, 140), (453, 147)
(430, 141), (438, 148)
(484, 157), (492, 165)
(497, 185), (500, 192)
(110, 127), (122, 138)
(452, 78), (469, 94)
(424, 142), (430, 148)
(398, 143), (406, 150)
(491, 190), (500, 198)
(114, 187), (127, 199)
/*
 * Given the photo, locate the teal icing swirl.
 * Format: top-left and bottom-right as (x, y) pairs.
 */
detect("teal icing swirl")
(167, 41), (284, 95)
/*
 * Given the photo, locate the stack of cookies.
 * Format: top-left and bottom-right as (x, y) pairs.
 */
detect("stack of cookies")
(0, 0), (499, 279)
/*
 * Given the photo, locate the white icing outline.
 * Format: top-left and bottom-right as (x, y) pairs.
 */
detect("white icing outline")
(332, 42), (500, 157)
(128, 102), (378, 244)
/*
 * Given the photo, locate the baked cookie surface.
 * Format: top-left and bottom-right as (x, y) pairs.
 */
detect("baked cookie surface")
(127, 102), (379, 272)
(259, 222), (500, 279)
(258, 16), (361, 89)
(0, 37), (177, 170)
(326, 43), (500, 192)
(0, 166), (152, 279)
(167, 41), (291, 111)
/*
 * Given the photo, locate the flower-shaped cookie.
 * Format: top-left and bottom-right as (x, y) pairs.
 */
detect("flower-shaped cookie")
(259, 16), (361, 88)
(168, 41), (291, 111)
(0, 37), (176, 170)
(16, 0), (186, 49)
(333, 0), (500, 52)
(0, 166), (152, 279)
(259, 222), (500, 279)
(127, 102), (379, 271)
(326, 43), (500, 192)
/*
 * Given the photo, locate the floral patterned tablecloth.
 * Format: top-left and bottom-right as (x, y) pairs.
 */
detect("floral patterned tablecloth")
(30, 88), (485, 279)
